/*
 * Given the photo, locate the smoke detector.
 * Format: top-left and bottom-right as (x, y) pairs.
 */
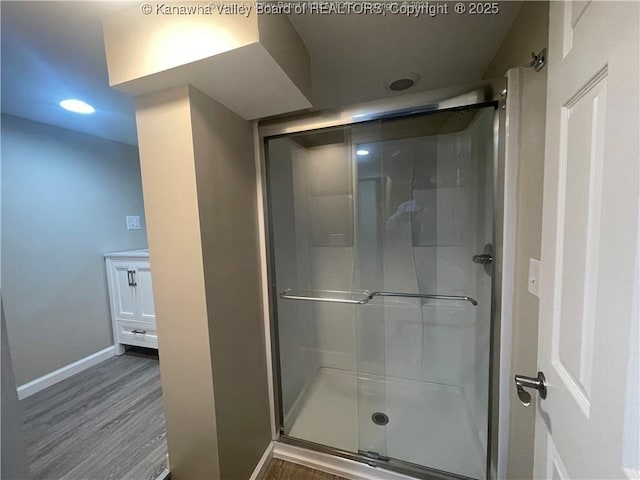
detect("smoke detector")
(385, 73), (421, 91)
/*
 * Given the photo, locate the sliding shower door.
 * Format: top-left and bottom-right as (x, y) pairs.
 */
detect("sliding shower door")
(266, 105), (496, 480)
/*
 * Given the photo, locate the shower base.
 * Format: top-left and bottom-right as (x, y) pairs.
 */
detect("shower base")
(286, 368), (485, 480)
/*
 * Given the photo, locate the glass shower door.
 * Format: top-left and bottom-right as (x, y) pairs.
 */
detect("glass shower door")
(266, 105), (496, 480)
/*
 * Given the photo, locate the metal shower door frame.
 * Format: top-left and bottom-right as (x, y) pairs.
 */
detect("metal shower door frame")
(257, 79), (508, 480)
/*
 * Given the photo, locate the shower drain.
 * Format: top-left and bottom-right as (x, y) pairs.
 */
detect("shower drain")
(371, 412), (389, 425)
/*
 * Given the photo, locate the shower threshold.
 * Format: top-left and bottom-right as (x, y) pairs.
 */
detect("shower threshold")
(285, 368), (486, 480)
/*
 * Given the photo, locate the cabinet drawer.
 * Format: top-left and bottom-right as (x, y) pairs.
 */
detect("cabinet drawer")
(116, 321), (158, 349)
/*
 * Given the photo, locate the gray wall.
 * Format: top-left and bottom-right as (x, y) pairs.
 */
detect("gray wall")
(135, 85), (271, 480)
(1, 301), (31, 480)
(483, 2), (549, 479)
(1, 114), (147, 386)
(189, 86), (272, 480)
(135, 86), (221, 480)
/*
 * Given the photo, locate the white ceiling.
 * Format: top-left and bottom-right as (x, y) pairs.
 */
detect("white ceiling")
(288, 3), (522, 109)
(1, 2), (522, 146)
(1, 1), (138, 145)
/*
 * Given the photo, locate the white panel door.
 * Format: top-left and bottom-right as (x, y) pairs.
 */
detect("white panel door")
(533, 1), (639, 478)
(134, 262), (156, 324)
(111, 261), (138, 322)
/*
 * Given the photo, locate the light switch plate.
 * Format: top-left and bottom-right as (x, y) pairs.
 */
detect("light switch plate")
(126, 216), (141, 230)
(528, 258), (540, 297)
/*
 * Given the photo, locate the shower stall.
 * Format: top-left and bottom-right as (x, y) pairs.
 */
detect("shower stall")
(261, 84), (505, 480)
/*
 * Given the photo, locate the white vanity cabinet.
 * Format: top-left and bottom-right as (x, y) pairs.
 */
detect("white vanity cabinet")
(105, 249), (157, 354)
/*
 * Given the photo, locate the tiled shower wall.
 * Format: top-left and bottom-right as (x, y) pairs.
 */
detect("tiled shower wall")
(270, 140), (358, 423)
(269, 139), (318, 422)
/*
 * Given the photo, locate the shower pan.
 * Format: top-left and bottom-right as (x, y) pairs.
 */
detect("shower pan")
(261, 83), (505, 480)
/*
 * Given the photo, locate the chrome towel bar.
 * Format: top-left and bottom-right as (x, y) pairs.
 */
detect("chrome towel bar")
(279, 289), (478, 306)
(369, 291), (478, 306)
(279, 289), (369, 304)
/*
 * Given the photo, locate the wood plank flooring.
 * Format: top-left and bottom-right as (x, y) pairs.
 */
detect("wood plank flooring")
(263, 460), (348, 480)
(21, 349), (167, 480)
(20, 351), (350, 480)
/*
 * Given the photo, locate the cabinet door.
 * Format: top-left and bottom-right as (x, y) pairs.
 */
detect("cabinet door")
(110, 261), (138, 322)
(133, 262), (156, 324)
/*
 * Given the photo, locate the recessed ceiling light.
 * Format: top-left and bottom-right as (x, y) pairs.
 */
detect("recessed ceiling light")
(357, 149), (370, 156)
(385, 73), (421, 92)
(60, 99), (95, 114)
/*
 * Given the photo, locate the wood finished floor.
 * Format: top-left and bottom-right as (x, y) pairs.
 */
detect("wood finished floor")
(263, 460), (348, 480)
(21, 349), (167, 480)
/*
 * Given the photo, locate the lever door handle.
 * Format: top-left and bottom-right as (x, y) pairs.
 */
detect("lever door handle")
(515, 371), (547, 407)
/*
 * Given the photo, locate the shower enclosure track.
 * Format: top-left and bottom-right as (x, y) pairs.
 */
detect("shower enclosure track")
(280, 288), (478, 306)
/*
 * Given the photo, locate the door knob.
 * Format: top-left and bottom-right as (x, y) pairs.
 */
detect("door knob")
(514, 371), (547, 407)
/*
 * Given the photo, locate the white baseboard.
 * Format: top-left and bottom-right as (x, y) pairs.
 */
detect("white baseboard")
(17, 346), (115, 400)
(249, 442), (275, 480)
(272, 442), (416, 480)
(153, 468), (170, 480)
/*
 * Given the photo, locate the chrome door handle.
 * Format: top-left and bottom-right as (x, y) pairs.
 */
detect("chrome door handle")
(472, 243), (493, 277)
(472, 254), (493, 265)
(515, 371), (547, 407)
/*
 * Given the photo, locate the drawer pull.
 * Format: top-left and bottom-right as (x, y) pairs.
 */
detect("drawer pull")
(131, 329), (147, 335)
